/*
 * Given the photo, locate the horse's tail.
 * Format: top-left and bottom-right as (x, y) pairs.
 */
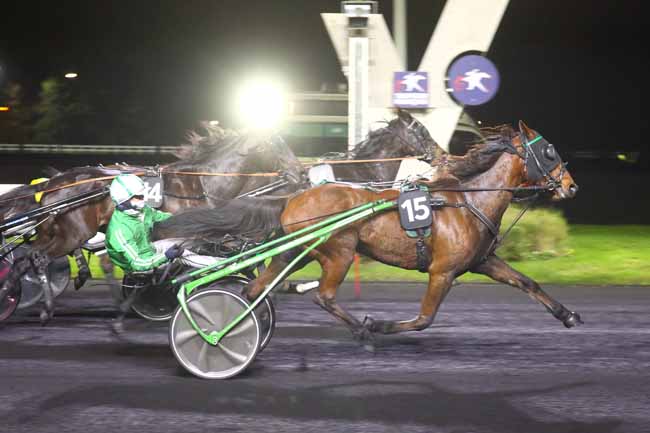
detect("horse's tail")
(153, 196), (287, 241)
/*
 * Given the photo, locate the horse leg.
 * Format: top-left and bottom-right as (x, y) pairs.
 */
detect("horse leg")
(363, 271), (455, 335)
(110, 285), (142, 335)
(309, 245), (374, 344)
(30, 251), (55, 325)
(243, 250), (313, 300)
(471, 254), (583, 328)
(72, 249), (90, 290)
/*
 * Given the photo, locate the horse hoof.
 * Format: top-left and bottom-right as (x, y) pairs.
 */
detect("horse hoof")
(110, 320), (126, 336)
(563, 311), (583, 328)
(362, 315), (376, 331)
(39, 310), (52, 326)
(352, 326), (374, 344)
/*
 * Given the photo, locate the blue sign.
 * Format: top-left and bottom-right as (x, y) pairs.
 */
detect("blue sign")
(447, 55), (500, 106)
(393, 71), (429, 108)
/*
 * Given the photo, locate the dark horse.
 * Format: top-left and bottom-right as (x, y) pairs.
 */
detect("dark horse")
(0, 181), (54, 319)
(0, 125), (305, 323)
(324, 109), (446, 182)
(158, 121), (582, 345)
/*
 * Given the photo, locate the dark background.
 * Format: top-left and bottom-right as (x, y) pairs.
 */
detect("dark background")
(0, 0), (648, 223)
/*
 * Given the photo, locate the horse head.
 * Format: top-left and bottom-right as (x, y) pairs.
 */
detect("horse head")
(0, 184), (40, 222)
(516, 121), (578, 200)
(393, 110), (444, 160)
(353, 110), (443, 161)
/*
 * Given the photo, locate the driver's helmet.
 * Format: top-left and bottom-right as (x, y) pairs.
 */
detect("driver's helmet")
(110, 174), (145, 205)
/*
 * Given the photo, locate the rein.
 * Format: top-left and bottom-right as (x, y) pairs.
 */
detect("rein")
(305, 155), (426, 166)
(0, 173), (145, 206)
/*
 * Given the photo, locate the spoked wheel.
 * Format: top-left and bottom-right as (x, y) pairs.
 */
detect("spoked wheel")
(202, 276), (276, 352)
(122, 275), (177, 322)
(0, 258), (21, 321)
(11, 245), (70, 310)
(170, 288), (260, 379)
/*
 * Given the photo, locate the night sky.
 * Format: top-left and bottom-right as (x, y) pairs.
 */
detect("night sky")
(0, 0), (646, 152)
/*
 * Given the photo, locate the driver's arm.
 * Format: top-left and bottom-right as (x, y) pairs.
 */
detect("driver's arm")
(112, 228), (168, 272)
(151, 208), (172, 223)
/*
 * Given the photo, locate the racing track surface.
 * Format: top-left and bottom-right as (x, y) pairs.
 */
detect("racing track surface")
(0, 281), (648, 433)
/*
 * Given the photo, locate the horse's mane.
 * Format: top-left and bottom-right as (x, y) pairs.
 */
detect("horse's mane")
(172, 123), (242, 162)
(351, 123), (396, 159)
(446, 124), (518, 179)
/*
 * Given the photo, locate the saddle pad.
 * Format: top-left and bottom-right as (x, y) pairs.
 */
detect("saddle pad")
(308, 164), (336, 186)
(392, 159), (436, 189)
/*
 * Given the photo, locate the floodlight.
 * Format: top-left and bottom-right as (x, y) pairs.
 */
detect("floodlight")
(64, 72), (78, 79)
(341, 2), (377, 31)
(341, 1), (377, 16)
(236, 78), (287, 130)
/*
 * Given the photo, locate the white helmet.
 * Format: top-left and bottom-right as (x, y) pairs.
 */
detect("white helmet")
(110, 174), (145, 205)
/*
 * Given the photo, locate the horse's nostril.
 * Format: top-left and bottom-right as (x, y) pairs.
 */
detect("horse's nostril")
(569, 184), (579, 195)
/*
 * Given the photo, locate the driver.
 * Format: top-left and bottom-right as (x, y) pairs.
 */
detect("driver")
(105, 174), (221, 334)
(105, 174), (219, 273)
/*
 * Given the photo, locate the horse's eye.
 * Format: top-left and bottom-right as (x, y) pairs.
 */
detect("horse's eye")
(543, 144), (556, 160)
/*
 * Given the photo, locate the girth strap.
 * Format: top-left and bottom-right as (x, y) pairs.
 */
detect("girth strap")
(415, 229), (431, 273)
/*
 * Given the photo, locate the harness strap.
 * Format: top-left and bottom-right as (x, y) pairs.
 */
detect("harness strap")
(164, 191), (207, 201)
(441, 201), (499, 237)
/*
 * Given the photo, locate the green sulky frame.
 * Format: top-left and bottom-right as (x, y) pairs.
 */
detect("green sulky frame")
(172, 199), (397, 346)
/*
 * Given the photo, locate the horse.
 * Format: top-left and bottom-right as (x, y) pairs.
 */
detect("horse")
(158, 121), (581, 346)
(0, 125), (306, 324)
(0, 182), (52, 320)
(160, 124), (305, 213)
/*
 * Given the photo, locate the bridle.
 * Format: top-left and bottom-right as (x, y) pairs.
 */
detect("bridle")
(517, 134), (567, 192)
(395, 117), (437, 158)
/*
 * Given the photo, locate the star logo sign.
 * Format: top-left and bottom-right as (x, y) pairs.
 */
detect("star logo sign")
(447, 54), (499, 106)
(399, 72), (427, 92)
(453, 68), (492, 93)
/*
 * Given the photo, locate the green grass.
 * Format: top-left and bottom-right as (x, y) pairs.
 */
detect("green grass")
(75, 225), (650, 286)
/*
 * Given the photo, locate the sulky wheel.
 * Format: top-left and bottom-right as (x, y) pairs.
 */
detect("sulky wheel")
(201, 276), (276, 352)
(169, 288), (260, 379)
(0, 258), (21, 321)
(121, 274), (177, 322)
(11, 245), (70, 310)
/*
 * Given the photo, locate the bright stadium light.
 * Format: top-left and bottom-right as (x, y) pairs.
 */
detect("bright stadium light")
(236, 78), (287, 130)
(64, 72), (78, 79)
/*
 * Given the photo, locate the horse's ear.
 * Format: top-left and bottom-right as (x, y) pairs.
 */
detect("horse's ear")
(518, 120), (536, 140)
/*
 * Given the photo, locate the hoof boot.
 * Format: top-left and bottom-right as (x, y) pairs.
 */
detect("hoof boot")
(563, 311), (583, 328)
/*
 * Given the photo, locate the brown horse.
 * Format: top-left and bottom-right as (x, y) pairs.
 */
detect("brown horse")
(0, 126), (305, 323)
(163, 121), (581, 344)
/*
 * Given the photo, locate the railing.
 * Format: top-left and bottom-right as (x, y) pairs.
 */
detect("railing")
(0, 143), (180, 155)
